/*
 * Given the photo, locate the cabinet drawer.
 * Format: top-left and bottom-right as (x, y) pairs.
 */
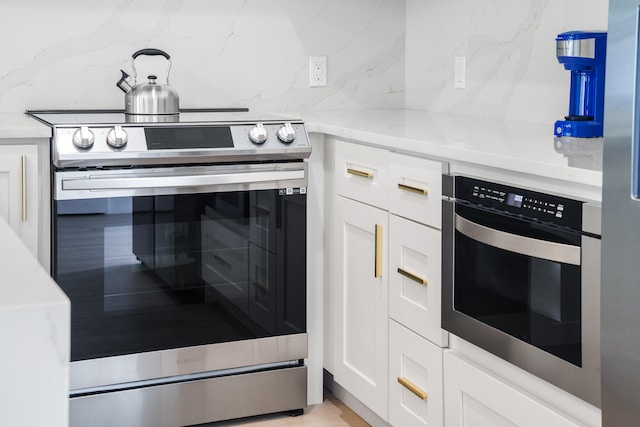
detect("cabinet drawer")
(389, 153), (442, 228)
(389, 319), (443, 427)
(334, 141), (389, 209)
(389, 214), (447, 347)
(444, 352), (591, 427)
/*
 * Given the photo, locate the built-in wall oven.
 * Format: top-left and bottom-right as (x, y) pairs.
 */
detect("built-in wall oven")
(442, 174), (601, 407)
(28, 110), (310, 427)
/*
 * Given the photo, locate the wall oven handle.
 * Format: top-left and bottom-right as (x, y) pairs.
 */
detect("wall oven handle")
(456, 215), (581, 266)
(62, 169), (305, 191)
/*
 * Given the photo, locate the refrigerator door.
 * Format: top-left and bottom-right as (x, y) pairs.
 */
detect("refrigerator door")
(601, 1), (640, 425)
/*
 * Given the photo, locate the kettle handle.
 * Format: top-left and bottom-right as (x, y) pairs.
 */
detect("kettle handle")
(132, 48), (170, 60)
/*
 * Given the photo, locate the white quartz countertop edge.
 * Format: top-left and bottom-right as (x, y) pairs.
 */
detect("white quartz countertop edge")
(0, 218), (68, 311)
(0, 112), (52, 139)
(300, 109), (603, 190)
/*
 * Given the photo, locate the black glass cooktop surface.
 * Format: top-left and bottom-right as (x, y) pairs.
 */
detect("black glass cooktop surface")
(27, 108), (299, 126)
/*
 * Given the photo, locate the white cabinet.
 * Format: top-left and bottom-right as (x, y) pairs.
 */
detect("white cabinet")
(388, 214), (446, 348)
(334, 141), (389, 209)
(330, 139), (447, 424)
(389, 319), (443, 427)
(388, 152), (442, 227)
(444, 351), (588, 427)
(333, 195), (389, 420)
(0, 144), (39, 258)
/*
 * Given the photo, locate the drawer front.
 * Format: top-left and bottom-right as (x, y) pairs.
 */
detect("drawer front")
(389, 214), (447, 347)
(389, 153), (442, 228)
(389, 319), (443, 427)
(334, 141), (389, 209)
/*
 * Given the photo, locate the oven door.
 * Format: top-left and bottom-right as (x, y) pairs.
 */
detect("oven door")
(442, 198), (601, 407)
(53, 162), (308, 391)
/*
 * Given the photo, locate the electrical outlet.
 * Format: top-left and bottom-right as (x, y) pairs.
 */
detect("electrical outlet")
(309, 56), (327, 87)
(454, 56), (466, 89)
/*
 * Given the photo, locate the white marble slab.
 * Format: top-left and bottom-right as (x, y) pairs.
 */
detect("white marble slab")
(0, 219), (69, 427)
(0, 113), (51, 139)
(406, 0), (609, 125)
(0, 0), (405, 114)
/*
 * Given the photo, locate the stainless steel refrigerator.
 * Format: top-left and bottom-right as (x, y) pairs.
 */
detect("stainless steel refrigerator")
(601, 1), (640, 425)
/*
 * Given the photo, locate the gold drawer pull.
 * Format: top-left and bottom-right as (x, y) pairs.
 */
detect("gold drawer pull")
(397, 377), (428, 400)
(347, 168), (373, 179)
(398, 183), (428, 195)
(375, 224), (383, 278)
(397, 267), (427, 285)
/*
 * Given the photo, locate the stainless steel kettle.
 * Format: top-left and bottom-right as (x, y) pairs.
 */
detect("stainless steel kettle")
(117, 48), (179, 119)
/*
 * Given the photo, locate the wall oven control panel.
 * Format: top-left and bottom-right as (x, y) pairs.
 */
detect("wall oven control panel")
(454, 176), (583, 230)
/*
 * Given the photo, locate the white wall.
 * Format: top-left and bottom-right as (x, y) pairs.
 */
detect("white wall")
(0, 0), (405, 113)
(406, 0), (609, 125)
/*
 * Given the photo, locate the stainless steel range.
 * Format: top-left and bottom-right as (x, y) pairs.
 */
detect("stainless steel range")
(28, 109), (310, 427)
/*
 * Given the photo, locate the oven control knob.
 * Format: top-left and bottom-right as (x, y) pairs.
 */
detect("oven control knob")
(106, 125), (128, 148)
(277, 123), (296, 144)
(72, 126), (95, 149)
(248, 123), (268, 145)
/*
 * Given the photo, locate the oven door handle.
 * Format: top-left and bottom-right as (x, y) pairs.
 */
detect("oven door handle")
(456, 215), (581, 265)
(61, 169), (305, 191)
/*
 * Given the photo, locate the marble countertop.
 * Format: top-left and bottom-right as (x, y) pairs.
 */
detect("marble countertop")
(0, 112), (52, 139)
(301, 109), (603, 195)
(0, 218), (68, 310)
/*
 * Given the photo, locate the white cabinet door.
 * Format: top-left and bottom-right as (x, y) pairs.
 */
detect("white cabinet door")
(0, 145), (38, 257)
(389, 153), (443, 228)
(444, 352), (586, 427)
(389, 319), (443, 427)
(389, 214), (447, 347)
(333, 195), (389, 421)
(334, 140), (389, 209)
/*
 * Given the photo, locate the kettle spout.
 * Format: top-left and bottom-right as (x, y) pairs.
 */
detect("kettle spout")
(117, 70), (133, 94)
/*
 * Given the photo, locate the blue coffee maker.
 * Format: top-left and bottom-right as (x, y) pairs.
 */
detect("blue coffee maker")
(554, 31), (607, 138)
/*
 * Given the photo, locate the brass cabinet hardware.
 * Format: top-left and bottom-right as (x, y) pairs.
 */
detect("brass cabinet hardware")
(397, 377), (428, 400)
(397, 267), (427, 285)
(347, 168), (373, 179)
(20, 155), (27, 222)
(375, 224), (382, 278)
(397, 183), (428, 195)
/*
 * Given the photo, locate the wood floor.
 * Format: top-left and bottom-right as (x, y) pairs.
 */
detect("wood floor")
(207, 388), (370, 426)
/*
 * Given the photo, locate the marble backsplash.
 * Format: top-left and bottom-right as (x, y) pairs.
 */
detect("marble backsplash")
(0, 0), (610, 124)
(405, 0), (609, 125)
(0, 0), (405, 114)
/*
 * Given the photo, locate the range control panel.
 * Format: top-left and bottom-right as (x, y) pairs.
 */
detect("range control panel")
(454, 176), (583, 229)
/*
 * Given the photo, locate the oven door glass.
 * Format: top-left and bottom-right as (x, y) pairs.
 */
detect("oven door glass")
(453, 204), (582, 366)
(54, 190), (306, 362)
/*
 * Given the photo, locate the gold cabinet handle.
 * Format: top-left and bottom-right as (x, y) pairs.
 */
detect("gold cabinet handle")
(397, 183), (428, 195)
(20, 155), (27, 222)
(375, 224), (382, 278)
(397, 377), (428, 400)
(397, 267), (427, 285)
(347, 168), (373, 179)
